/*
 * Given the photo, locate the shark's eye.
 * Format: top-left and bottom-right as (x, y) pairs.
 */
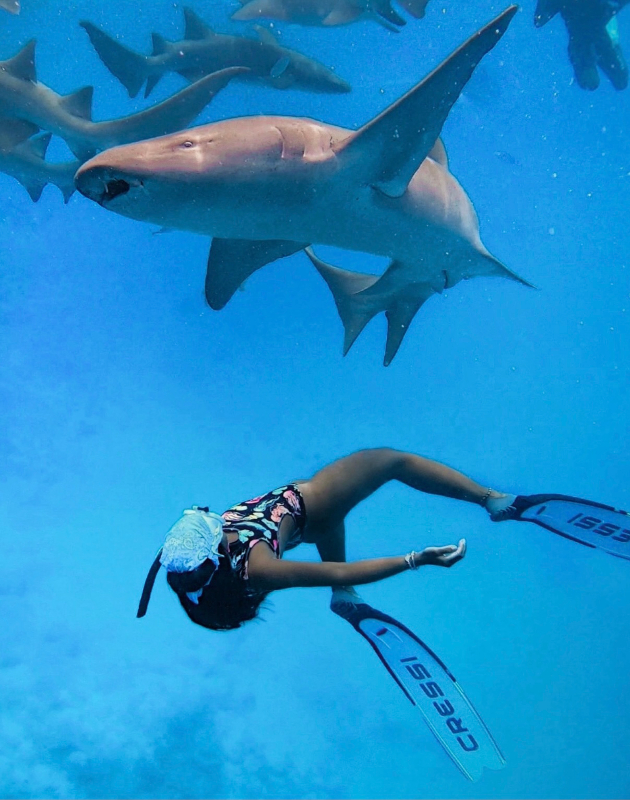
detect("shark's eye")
(181, 140), (194, 149)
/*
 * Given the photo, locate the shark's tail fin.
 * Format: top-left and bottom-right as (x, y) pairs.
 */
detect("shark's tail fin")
(80, 20), (151, 98)
(307, 249), (441, 366)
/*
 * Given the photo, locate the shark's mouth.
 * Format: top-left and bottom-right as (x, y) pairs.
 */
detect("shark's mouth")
(103, 179), (131, 203)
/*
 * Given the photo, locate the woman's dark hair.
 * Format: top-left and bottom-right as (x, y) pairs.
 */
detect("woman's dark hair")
(166, 545), (265, 631)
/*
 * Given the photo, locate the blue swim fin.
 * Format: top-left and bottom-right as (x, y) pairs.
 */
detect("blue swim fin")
(498, 494), (630, 561)
(331, 591), (505, 781)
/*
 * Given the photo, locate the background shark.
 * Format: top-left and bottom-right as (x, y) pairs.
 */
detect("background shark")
(81, 7), (351, 100)
(0, 40), (244, 162)
(0, 118), (76, 201)
(232, 0), (429, 31)
(76, 7), (530, 366)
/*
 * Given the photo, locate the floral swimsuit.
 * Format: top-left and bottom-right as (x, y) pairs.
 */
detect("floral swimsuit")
(221, 484), (307, 581)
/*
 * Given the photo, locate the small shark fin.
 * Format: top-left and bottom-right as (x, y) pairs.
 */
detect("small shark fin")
(270, 56), (290, 79)
(0, 117), (39, 149)
(80, 20), (150, 98)
(384, 286), (434, 366)
(0, 39), (37, 83)
(144, 73), (162, 97)
(305, 248), (380, 356)
(334, 6), (517, 197)
(253, 24), (279, 46)
(396, 0), (429, 18)
(534, 0), (561, 27)
(183, 7), (215, 40)
(428, 137), (448, 168)
(59, 86), (93, 121)
(14, 130), (51, 160)
(374, 3), (406, 28)
(481, 253), (536, 288)
(151, 32), (171, 56)
(205, 238), (306, 310)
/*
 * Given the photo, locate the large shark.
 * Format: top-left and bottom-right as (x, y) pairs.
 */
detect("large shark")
(80, 7), (351, 100)
(76, 7), (531, 365)
(0, 40), (244, 161)
(0, 118), (76, 201)
(232, 0), (428, 31)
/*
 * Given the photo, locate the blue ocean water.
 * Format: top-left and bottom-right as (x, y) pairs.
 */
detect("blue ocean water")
(1, 0), (629, 797)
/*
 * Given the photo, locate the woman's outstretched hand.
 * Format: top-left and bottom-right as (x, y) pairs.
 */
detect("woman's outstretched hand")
(416, 538), (466, 568)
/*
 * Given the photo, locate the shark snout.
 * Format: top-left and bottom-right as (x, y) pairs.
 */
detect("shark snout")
(75, 163), (143, 207)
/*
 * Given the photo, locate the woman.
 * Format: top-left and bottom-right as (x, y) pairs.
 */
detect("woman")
(137, 448), (518, 630)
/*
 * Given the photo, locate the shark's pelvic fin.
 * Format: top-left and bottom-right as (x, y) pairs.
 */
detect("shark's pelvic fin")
(183, 7), (216, 40)
(205, 238), (306, 310)
(80, 21), (150, 98)
(59, 86), (93, 121)
(253, 24), (280, 46)
(0, 40), (37, 83)
(232, 0), (291, 22)
(305, 248), (380, 356)
(335, 6), (517, 197)
(322, 6), (364, 25)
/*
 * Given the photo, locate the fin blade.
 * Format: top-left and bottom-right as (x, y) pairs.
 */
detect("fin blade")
(183, 6), (215, 40)
(144, 73), (162, 98)
(206, 238), (306, 310)
(59, 86), (93, 121)
(151, 32), (170, 56)
(80, 20), (149, 98)
(305, 248), (380, 355)
(322, 6), (363, 25)
(335, 6), (517, 197)
(0, 40), (36, 83)
(0, 0), (20, 14)
(384, 286), (434, 366)
(0, 117), (39, 149)
(396, 0), (429, 18)
(16, 130), (51, 160)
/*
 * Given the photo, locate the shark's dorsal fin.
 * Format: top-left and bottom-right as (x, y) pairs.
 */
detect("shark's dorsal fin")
(334, 6), (517, 198)
(205, 238), (306, 310)
(0, 117), (39, 150)
(183, 7), (215, 40)
(151, 32), (171, 56)
(0, 39), (37, 83)
(15, 131), (51, 160)
(59, 86), (93, 121)
(254, 25), (279, 47)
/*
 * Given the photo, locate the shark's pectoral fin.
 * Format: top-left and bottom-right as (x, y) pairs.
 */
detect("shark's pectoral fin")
(205, 238), (307, 310)
(534, 0), (561, 27)
(334, 6), (516, 197)
(305, 248), (380, 355)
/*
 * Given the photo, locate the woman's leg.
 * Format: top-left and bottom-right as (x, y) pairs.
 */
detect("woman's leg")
(300, 448), (499, 527)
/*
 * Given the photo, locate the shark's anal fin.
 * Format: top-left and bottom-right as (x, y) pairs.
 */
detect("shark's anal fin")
(205, 238), (307, 310)
(335, 6), (517, 197)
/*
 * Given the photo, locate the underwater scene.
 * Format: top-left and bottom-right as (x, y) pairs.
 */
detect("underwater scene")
(1, 0), (629, 797)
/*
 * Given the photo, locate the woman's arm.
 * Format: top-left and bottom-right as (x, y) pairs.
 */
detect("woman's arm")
(247, 539), (466, 591)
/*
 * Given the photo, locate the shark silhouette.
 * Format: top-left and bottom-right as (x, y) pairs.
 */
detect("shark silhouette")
(0, 118), (76, 202)
(232, 0), (429, 31)
(76, 7), (531, 365)
(0, 40), (244, 162)
(80, 7), (351, 99)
